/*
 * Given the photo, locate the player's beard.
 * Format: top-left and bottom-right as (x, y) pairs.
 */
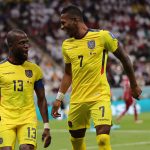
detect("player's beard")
(67, 27), (79, 38)
(65, 26), (76, 38)
(13, 49), (28, 64)
(66, 30), (73, 37)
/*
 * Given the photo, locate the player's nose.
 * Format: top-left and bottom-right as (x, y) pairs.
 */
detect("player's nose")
(24, 42), (30, 49)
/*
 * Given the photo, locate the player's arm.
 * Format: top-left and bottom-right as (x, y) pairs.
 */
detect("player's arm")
(113, 45), (142, 100)
(34, 80), (51, 148)
(58, 63), (72, 93)
(51, 63), (72, 118)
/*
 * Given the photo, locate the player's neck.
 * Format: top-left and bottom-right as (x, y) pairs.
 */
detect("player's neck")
(8, 56), (25, 65)
(74, 24), (88, 39)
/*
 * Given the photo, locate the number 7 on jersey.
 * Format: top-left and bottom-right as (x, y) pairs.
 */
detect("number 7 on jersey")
(78, 55), (83, 67)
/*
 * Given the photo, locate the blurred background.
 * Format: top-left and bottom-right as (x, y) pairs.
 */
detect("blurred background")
(1, 0), (150, 96)
(1, 0), (150, 149)
(1, 0), (150, 109)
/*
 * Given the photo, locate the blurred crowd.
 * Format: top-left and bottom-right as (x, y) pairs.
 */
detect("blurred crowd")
(0, 0), (150, 95)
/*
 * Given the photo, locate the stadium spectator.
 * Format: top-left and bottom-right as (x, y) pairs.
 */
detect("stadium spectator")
(0, 29), (51, 150)
(1, 0), (150, 92)
(51, 5), (142, 150)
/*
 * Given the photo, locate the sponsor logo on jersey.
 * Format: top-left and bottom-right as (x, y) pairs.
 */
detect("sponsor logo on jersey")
(88, 40), (95, 49)
(25, 70), (33, 78)
(2, 72), (15, 75)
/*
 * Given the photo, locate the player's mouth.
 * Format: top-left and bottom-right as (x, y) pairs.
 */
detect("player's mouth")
(23, 51), (28, 58)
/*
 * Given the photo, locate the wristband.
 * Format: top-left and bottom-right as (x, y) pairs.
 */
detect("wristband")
(56, 92), (65, 101)
(44, 123), (50, 129)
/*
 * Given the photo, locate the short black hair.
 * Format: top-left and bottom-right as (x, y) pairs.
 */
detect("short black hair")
(61, 5), (83, 21)
(6, 29), (26, 47)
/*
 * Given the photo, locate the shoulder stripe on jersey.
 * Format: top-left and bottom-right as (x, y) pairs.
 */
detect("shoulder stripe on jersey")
(0, 58), (8, 64)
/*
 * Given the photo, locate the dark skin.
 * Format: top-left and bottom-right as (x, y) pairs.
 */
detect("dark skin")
(2, 30), (51, 150)
(51, 13), (142, 138)
(8, 31), (29, 65)
(35, 87), (51, 148)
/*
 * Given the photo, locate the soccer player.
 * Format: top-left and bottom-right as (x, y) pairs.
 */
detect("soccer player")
(0, 29), (51, 150)
(116, 75), (142, 124)
(51, 5), (142, 150)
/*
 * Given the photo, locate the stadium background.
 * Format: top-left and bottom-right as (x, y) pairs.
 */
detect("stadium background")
(0, 0), (150, 150)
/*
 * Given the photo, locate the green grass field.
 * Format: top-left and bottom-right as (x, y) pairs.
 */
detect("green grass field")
(15, 112), (150, 150)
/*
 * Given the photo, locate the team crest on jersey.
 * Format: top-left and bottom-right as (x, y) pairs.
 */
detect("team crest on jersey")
(87, 40), (95, 49)
(25, 70), (33, 78)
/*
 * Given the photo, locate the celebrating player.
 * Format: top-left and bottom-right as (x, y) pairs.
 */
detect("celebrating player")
(51, 5), (142, 150)
(0, 29), (51, 150)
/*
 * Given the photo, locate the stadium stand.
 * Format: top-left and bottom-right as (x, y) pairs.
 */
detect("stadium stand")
(0, 0), (150, 96)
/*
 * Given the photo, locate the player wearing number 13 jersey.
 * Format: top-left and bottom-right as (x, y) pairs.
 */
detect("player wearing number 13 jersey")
(52, 5), (142, 150)
(0, 29), (51, 150)
(0, 60), (42, 124)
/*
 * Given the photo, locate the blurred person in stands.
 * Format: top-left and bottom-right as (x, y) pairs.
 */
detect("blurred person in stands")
(0, 29), (51, 150)
(51, 5), (142, 150)
(116, 75), (143, 124)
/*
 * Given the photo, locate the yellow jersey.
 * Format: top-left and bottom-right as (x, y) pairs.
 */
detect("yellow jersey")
(62, 29), (118, 103)
(0, 60), (43, 124)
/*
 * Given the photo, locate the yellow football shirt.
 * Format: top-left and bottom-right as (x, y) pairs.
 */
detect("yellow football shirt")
(62, 29), (118, 103)
(0, 60), (42, 124)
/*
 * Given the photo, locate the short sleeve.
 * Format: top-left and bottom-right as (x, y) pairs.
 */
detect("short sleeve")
(101, 30), (118, 52)
(35, 65), (43, 81)
(62, 41), (71, 64)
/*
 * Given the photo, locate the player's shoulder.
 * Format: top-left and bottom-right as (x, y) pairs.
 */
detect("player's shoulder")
(87, 29), (111, 38)
(62, 37), (74, 45)
(62, 38), (75, 51)
(98, 29), (110, 35)
(24, 61), (40, 69)
(98, 29), (117, 39)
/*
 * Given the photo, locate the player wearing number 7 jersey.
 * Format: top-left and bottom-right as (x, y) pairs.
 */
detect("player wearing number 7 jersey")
(51, 5), (142, 150)
(0, 29), (51, 150)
